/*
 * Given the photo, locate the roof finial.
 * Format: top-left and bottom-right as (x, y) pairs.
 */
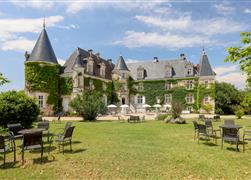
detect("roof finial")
(43, 17), (45, 29)
(202, 40), (206, 54)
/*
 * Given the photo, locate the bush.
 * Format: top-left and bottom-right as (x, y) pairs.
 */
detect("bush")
(202, 104), (213, 114)
(70, 91), (107, 121)
(0, 91), (40, 128)
(171, 101), (184, 119)
(234, 108), (245, 119)
(156, 114), (169, 121)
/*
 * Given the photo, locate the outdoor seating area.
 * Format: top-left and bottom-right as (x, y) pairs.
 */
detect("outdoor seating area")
(0, 121), (75, 167)
(193, 119), (251, 152)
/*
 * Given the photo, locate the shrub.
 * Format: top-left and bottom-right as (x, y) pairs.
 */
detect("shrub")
(202, 104), (213, 114)
(70, 91), (107, 121)
(234, 108), (245, 119)
(171, 101), (184, 119)
(0, 91), (40, 128)
(156, 114), (169, 121)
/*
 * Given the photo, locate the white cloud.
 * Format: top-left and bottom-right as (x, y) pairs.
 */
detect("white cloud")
(214, 3), (235, 15)
(126, 59), (140, 64)
(244, 8), (251, 14)
(58, 59), (66, 66)
(114, 31), (214, 49)
(214, 65), (247, 89)
(0, 16), (65, 52)
(1, 38), (35, 51)
(11, 1), (54, 10)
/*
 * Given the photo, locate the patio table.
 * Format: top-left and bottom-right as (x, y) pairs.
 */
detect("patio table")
(18, 128), (45, 135)
(219, 125), (243, 129)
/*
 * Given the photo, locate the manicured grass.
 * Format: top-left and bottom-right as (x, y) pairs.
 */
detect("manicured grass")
(1, 118), (251, 179)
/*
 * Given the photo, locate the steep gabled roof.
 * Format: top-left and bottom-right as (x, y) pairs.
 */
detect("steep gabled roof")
(199, 51), (215, 76)
(113, 55), (129, 71)
(27, 28), (58, 64)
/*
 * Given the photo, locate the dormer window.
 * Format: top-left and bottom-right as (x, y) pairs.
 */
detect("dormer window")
(137, 66), (144, 80)
(187, 68), (192, 76)
(87, 61), (93, 74)
(100, 63), (106, 78)
(165, 65), (172, 77)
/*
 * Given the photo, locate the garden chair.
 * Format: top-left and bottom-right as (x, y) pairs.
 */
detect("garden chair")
(54, 122), (72, 138)
(221, 127), (240, 151)
(22, 131), (43, 165)
(243, 130), (251, 152)
(213, 115), (220, 121)
(198, 114), (205, 121)
(197, 124), (217, 144)
(224, 120), (235, 126)
(192, 120), (198, 141)
(205, 119), (220, 137)
(0, 135), (16, 167)
(7, 123), (23, 140)
(37, 121), (50, 142)
(55, 126), (75, 154)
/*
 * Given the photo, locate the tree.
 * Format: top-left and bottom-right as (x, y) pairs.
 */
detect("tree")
(0, 91), (39, 128)
(215, 81), (244, 114)
(0, 72), (9, 86)
(225, 31), (251, 87)
(70, 91), (107, 121)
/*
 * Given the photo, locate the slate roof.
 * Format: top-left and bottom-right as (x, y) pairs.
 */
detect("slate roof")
(127, 58), (198, 80)
(199, 52), (215, 76)
(27, 28), (58, 64)
(62, 47), (114, 80)
(113, 56), (129, 71)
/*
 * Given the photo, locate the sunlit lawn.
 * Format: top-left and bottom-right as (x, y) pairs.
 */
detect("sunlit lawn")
(1, 117), (251, 179)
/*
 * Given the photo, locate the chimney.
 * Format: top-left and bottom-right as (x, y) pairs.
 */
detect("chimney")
(96, 52), (100, 59)
(180, 53), (186, 60)
(107, 59), (112, 66)
(24, 51), (30, 61)
(88, 49), (93, 56)
(153, 57), (159, 63)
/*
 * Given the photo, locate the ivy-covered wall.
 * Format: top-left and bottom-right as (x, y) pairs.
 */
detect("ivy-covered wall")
(84, 77), (116, 104)
(130, 78), (215, 112)
(25, 61), (60, 111)
(60, 77), (73, 95)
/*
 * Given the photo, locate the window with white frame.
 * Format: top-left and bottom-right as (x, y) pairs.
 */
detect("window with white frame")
(165, 68), (172, 77)
(205, 80), (209, 88)
(100, 67), (105, 77)
(165, 82), (172, 90)
(187, 68), (192, 76)
(89, 80), (94, 90)
(137, 71), (143, 79)
(121, 73), (126, 79)
(187, 106), (193, 112)
(121, 83), (127, 91)
(102, 82), (107, 91)
(164, 94), (172, 104)
(186, 80), (193, 89)
(137, 96), (143, 104)
(138, 83), (144, 91)
(204, 95), (210, 104)
(87, 62), (93, 74)
(38, 95), (44, 108)
(186, 94), (193, 103)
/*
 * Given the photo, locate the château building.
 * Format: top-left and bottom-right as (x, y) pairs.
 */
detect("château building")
(24, 25), (216, 115)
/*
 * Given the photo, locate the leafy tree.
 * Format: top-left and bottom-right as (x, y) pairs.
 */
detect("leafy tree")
(202, 104), (213, 114)
(233, 105), (245, 119)
(0, 91), (39, 128)
(0, 72), (9, 86)
(215, 81), (244, 114)
(70, 91), (107, 121)
(171, 101), (184, 119)
(225, 31), (251, 87)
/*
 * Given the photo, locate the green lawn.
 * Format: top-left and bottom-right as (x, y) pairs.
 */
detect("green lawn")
(1, 118), (251, 179)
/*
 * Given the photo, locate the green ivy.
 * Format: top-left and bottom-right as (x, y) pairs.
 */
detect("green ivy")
(60, 77), (73, 95)
(25, 61), (60, 112)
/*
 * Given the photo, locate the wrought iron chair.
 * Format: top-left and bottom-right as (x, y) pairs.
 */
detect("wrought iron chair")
(55, 126), (75, 154)
(197, 124), (217, 144)
(198, 114), (205, 121)
(54, 122), (72, 137)
(7, 123), (23, 140)
(0, 135), (16, 167)
(37, 121), (50, 142)
(205, 119), (220, 137)
(221, 127), (240, 151)
(243, 130), (251, 152)
(22, 132), (43, 164)
(192, 121), (198, 141)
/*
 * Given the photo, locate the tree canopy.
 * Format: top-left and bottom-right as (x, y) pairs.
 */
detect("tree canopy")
(225, 31), (251, 87)
(0, 72), (9, 86)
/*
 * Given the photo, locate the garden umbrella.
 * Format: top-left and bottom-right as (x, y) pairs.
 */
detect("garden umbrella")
(143, 104), (151, 108)
(120, 104), (129, 108)
(120, 104), (129, 115)
(153, 104), (161, 108)
(163, 104), (171, 108)
(107, 104), (117, 108)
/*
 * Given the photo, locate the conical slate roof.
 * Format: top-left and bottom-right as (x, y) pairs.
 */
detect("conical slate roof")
(73, 48), (84, 68)
(27, 28), (58, 64)
(199, 51), (215, 76)
(114, 55), (129, 71)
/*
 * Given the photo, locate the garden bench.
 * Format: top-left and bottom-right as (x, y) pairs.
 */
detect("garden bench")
(128, 116), (140, 123)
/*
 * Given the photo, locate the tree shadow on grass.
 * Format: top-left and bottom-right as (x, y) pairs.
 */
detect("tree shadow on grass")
(0, 162), (19, 169)
(33, 155), (56, 165)
(61, 148), (87, 154)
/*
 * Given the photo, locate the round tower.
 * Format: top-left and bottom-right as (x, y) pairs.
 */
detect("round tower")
(24, 24), (60, 115)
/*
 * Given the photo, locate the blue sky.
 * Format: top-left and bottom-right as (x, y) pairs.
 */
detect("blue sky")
(0, 0), (250, 91)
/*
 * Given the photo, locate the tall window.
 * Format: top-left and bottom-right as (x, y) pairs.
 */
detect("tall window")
(137, 96), (143, 104)
(38, 95), (44, 108)
(164, 94), (172, 104)
(205, 80), (209, 88)
(89, 80), (94, 90)
(87, 62), (93, 74)
(138, 83), (144, 91)
(186, 80), (193, 89)
(165, 82), (172, 90)
(165, 68), (172, 77)
(121, 73), (126, 79)
(137, 71), (143, 79)
(100, 68), (105, 77)
(187, 68), (192, 76)
(186, 94), (193, 103)
(102, 82), (107, 91)
(204, 95), (210, 104)
(187, 106), (193, 112)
